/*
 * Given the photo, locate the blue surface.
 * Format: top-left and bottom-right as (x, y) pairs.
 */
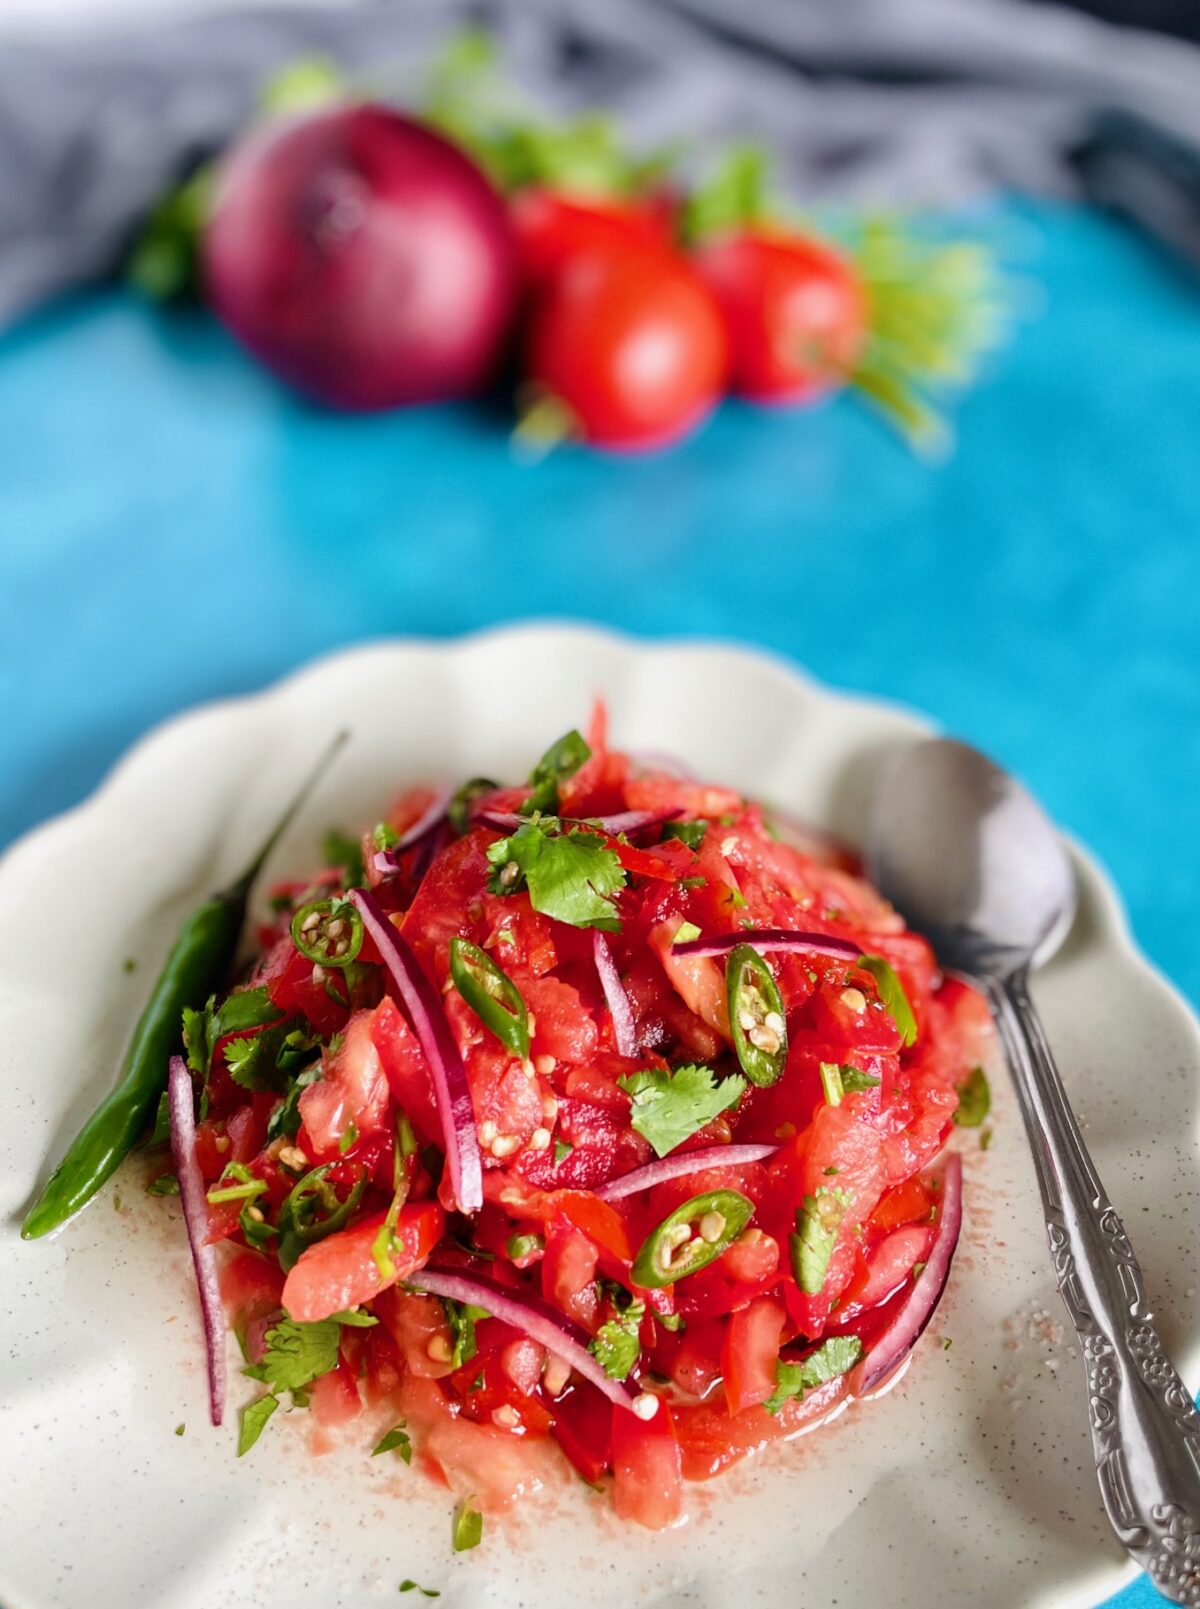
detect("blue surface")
(0, 197), (1196, 1605)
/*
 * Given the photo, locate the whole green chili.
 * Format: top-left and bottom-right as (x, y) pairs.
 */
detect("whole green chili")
(21, 731), (348, 1240)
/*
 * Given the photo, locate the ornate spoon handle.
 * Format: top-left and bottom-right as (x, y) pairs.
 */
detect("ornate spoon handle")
(986, 968), (1200, 1604)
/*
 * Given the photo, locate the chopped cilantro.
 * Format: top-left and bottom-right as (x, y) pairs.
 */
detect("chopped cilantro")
(372, 1423), (413, 1463)
(840, 1066), (882, 1094)
(818, 1062), (844, 1106)
(980, 1126), (993, 1151)
(858, 955), (917, 1047)
(339, 1120), (359, 1155)
(554, 1138), (573, 1166)
(764, 1335), (862, 1414)
(399, 1584), (440, 1599)
(145, 1173), (180, 1196)
(790, 1187), (850, 1294)
(662, 820), (706, 851)
(237, 1393), (279, 1455)
(174, 1422), (185, 1436)
(323, 827), (365, 890)
(589, 1300), (645, 1381)
(618, 1063), (746, 1158)
(523, 729), (590, 815)
(442, 1300), (488, 1369)
(942, 1337), (953, 1350)
(486, 820), (626, 930)
(506, 1232), (543, 1260)
(213, 986), (284, 1039)
(372, 821), (400, 851)
(672, 920), (702, 944)
(181, 1002), (211, 1077)
(243, 1312), (371, 1394)
(453, 1502), (483, 1552)
(267, 1060), (322, 1142)
(123, 956), (137, 974)
(954, 1065), (991, 1128)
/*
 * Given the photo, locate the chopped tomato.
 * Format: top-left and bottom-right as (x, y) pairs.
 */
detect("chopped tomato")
(612, 1400), (684, 1529)
(299, 1007), (390, 1160)
(723, 1295), (786, 1414)
(282, 1201), (444, 1323)
(309, 1359), (362, 1427)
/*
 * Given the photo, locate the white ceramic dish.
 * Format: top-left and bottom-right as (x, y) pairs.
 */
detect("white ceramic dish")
(2, 624), (1198, 1609)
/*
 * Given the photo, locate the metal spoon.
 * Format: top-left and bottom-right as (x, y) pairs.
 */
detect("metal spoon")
(868, 736), (1200, 1606)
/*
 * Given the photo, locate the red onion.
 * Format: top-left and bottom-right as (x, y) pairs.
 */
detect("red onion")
(595, 1144), (779, 1202)
(349, 888), (483, 1214)
(371, 786), (453, 877)
(167, 1055), (226, 1427)
(203, 106), (517, 410)
(409, 1268), (641, 1413)
(592, 931), (638, 1058)
(672, 927), (861, 962)
(849, 1153), (963, 1397)
(477, 807), (679, 839)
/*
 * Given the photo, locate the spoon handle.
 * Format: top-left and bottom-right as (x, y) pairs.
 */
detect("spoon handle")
(988, 967), (1200, 1604)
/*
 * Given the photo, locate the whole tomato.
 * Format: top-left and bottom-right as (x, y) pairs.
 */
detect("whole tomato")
(511, 188), (676, 286)
(695, 229), (866, 405)
(523, 244), (727, 451)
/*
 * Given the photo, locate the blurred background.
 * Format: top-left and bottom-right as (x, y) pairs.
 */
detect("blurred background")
(0, 0), (1197, 1268)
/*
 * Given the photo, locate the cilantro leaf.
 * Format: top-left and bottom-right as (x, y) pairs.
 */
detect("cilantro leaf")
(840, 1066), (882, 1094)
(618, 1063), (746, 1158)
(662, 820), (706, 850)
(267, 1060), (322, 1142)
(399, 1583), (440, 1598)
(790, 1187), (851, 1294)
(486, 822), (626, 931)
(223, 1029), (289, 1093)
(211, 986), (283, 1040)
(442, 1300), (488, 1369)
(453, 1502), (483, 1552)
(323, 827), (366, 890)
(372, 1423), (413, 1463)
(523, 729), (590, 815)
(589, 1299), (645, 1380)
(181, 1000), (213, 1077)
(953, 1065), (991, 1128)
(145, 1173), (179, 1196)
(763, 1335), (862, 1414)
(554, 1138), (573, 1166)
(237, 1393), (279, 1455)
(242, 1313), (366, 1393)
(858, 955), (918, 1047)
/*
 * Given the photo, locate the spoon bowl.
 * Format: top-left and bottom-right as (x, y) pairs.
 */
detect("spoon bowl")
(867, 737), (1077, 977)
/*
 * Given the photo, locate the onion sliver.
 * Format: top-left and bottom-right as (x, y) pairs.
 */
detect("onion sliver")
(593, 931), (638, 1058)
(849, 1153), (963, 1397)
(168, 1055), (227, 1427)
(409, 1267), (642, 1413)
(349, 888), (483, 1214)
(596, 1144), (779, 1202)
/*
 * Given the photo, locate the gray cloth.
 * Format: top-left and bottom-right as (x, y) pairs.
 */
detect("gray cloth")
(2, 0), (1200, 329)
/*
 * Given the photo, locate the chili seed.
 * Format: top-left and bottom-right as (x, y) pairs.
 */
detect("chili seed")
(840, 987), (867, 1012)
(698, 1211), (727, 1244)
(631, 1393), (660, 1421)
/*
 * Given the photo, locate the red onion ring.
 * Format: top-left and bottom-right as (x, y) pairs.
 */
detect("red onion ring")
(371, 786), (453, 876)
(349, 888), (483, 1215)
(168, 1054), (226, 1427)
(672, 927), (861, 962)
(409, 1267), (642, 1413)
(593, 931), (639, 1058)
(849, 1153), (963, 1397)
(595, 1143), (780, 1202)
(477, 807), (680, 839)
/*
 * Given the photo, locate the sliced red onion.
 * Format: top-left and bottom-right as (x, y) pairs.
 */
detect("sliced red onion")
(849, 1153), (963, 1397)
(477, 807), (679, 839)
(595, 1144), (779, 1202)
(409, 1267), (641, 1412)
(371, 786), (453, 876)
(349, 887), (483, 1215)
(593, 931), (638, 1058)
(672, 927), (861, 962)
(168, 1055), (226, 1427)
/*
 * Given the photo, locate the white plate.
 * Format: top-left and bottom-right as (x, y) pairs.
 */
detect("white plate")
(2, 624), (1197, 1609)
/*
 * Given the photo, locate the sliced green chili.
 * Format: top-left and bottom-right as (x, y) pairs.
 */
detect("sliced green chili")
(290, 896), (363, 968)
(20, 732), (348, 1241)
(449, 936), (529, 1058)
(448, 777), (498, 836)
(726, 943), (787, 1087)
(372, 1114), (416, 1279)
(206, 1161), (268, 1205)
(631, 1188), (753, 1288)
(790, 1186), (851, 1294)
(276, 1163), (368, 1271)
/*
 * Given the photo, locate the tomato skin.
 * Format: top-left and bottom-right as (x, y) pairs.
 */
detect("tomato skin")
(281, 1200), (445, 1323)
(695, 229), (866, 404)
(511, 188), (675, 285)
(524, 245), (727, 451)
(723, 1294), (785, 1415)
(611, 1399), (684, 1529)
(550, 1379), (614, 1484)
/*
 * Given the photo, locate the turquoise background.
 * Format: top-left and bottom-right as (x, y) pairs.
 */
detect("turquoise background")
(0, 198), (1196, 1605)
